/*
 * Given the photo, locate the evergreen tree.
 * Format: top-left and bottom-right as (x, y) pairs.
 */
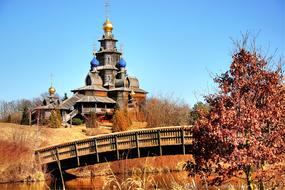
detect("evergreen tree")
(190, 102), (210, 124)
(20, 105), (30, 125)
(63, 93), (68, 101)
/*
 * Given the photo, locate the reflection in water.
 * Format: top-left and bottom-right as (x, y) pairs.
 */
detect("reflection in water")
(65, 177), (105, 190)
(0, 172), (245, 190)
(0, 172), (187, 190)
(0, 182), (49, 190)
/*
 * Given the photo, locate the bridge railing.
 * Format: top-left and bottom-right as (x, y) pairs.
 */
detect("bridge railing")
(35, 126), (193, 165)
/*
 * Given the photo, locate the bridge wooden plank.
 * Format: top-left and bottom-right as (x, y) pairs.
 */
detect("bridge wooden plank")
(94, 139), (99, 163)
(36, 151), (42, 165)
(74, 142), (80, 166)
(115, 136), (119, 160)
(181, 128), (185, 155)
(55, 147), (66, 190)
(157, 130), (162, 156)
(36, 126), (193, 166)
(135, 132), (140, 158)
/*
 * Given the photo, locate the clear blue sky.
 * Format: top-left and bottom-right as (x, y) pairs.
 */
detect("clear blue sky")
(0, 0), (284, 106)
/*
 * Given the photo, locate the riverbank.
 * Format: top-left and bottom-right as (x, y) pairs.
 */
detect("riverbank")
(0, 122), (110, 183)
(0, 122), (265, 189)
(0, 122), (192, 184)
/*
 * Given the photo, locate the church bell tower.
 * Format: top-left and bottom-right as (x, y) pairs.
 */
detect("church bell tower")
(94, 19), (122, 89)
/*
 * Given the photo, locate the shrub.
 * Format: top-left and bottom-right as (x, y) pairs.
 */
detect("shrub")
(72, 118), (83, 125)
(49, 109), (62, 128)
(112, 109), (132, 132)
(7, 112), (22, 124)
(128, 109), (146, 122)
(40, 118), (49, 126)
(86, 112), (98, 128)
(143, 95), (191, 128)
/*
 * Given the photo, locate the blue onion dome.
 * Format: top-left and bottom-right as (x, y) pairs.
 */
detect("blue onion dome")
(90, 57), (99, 67)
(118, 58), (127, 68)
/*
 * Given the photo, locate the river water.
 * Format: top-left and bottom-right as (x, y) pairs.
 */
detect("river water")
(0, 172), (190, 190)
(0, 172), (244, 190)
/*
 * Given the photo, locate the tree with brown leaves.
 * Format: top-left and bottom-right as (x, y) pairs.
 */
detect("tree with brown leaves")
(187, 40), (285, 189)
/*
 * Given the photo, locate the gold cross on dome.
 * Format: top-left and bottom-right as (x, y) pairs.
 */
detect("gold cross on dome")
(104, 0), (110, 19)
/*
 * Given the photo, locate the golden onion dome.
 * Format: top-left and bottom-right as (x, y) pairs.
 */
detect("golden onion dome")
(130, 89), (136, 97)
(103, 19), (113, 32)
(49, 86), (56, 95)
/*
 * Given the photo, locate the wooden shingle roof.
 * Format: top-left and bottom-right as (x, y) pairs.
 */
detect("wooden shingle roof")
(76, 96), (116, 104)
(71, 85), (107, 92)
(59, 94), (84, 110)
(108, 87), (147, 94)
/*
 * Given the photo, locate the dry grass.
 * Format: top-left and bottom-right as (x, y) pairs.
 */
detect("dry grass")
(68, 155), (193, 179)
(0, 123), (89, 147)
(83, 127), (112, 136)
(102, 159), (159, 190)
(109, 155), (193, 174)
(129, 122), (148, 130)
(0, 128), (44, 183)
(0, 122), (93, 183)
(99, 158), (207, 190)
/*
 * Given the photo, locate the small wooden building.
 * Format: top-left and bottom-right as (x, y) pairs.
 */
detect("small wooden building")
(32, 86), (61, 124)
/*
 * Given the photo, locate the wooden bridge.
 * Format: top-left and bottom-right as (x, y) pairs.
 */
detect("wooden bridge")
(35, 126), (193, 172)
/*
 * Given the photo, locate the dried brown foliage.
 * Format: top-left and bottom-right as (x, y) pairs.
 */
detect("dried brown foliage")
(87, 156), (193, 190)
(187, 39), (285, 189)
(49, 109), (62, 128)
(0, 129), (43, 183)
(143, 95), (191, 128)
(112, 109), (132, 132)
(6, 112), (22, 124)
(127, 109), (146, 122)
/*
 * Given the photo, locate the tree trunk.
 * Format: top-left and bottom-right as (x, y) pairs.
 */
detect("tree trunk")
(245, 165), (254, 190)
(258, 159), (265, 190)
(258, 180), (265, 190)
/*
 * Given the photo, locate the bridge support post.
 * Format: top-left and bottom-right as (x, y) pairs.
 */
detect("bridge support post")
(55, 148), (66, 190)
(94, 139), (99, 163)
(36, 151), (42, 165)
(135, 132), (140, 158)
(115, 136), (119, 160)
(74, 142), (80, 166)
(181, 128), (185, 155)
(157, 130), (162, 156)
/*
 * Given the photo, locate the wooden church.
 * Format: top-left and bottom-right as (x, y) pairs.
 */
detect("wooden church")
(33, 18), (147, 125)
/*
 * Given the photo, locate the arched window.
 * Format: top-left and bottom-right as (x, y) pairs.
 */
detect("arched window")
(105, 55), (112, 64)
(85, 75), (92, 85)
